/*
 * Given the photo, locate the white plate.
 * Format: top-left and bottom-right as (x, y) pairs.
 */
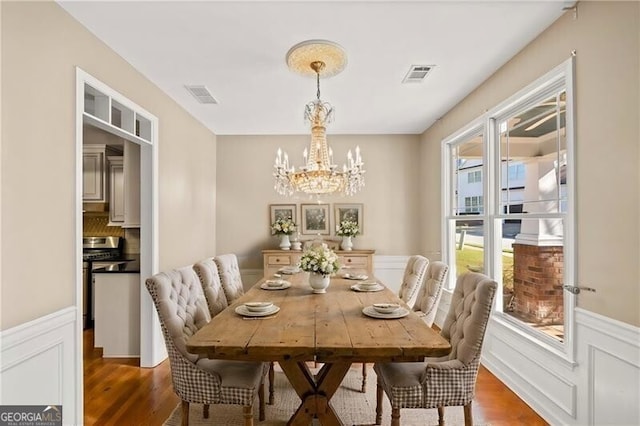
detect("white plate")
(261, 280), (291, 290)
(350, 283), (384, 292)
(279, 266), (301, 274)
(235, 305), (280, 317)
(343, 273), (368, 280)
(362, 305), (409, 319)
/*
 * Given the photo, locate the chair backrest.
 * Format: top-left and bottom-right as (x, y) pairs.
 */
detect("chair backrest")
(145, 266), (211, 363)
(398, 255), (429, 309)
(193, 258), (229, 317)
(413, 261), (449, 327)
(214, 254), (244, 303)
(440, 272), (497, 365)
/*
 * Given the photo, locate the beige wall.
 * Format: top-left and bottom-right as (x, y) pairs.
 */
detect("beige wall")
(216, 134), (422, 268)
(0, 1), (217, 330)
(420, 1), (639, 326)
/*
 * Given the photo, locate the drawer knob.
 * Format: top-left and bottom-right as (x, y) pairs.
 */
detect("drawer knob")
(348, 259), (352, 263)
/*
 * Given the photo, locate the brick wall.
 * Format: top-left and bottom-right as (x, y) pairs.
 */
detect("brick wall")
(512, 243), (564, 324)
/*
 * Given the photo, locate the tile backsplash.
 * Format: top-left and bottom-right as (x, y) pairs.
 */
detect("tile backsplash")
(83, 213), (140, 254)
(83, 213), (124, 237)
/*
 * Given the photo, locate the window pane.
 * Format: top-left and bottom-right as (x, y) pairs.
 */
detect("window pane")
(501, 218), (565, 343)
(452, 134), (484, 215)
(454, 219), (484, 279)
(499, 90), (567, 215)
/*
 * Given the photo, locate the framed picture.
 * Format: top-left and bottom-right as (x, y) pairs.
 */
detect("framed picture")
(334, 203), (364, 235)
(301, 204), (330, 235)
(269, 204), (297, 225)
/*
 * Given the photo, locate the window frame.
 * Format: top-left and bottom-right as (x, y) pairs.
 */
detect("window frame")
(441, 57), (577, 362)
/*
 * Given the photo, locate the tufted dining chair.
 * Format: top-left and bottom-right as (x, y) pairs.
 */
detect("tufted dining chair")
(146, 266), (267, 426)
(193, 258), (228, 318)
(412, 261), (449, 327)
(214, 254), (245, 303)
(359, 255), (430, 392)
(194, 257), (276, 405)
(373, 272), (497, 426)
(398, 255), (430, 309)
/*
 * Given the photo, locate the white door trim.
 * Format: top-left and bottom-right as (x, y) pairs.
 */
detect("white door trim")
(75, 68), (164, 422)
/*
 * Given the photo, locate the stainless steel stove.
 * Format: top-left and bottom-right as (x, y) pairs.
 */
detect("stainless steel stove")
(82, 236), (122, 262)
(82, 236), (123, 328)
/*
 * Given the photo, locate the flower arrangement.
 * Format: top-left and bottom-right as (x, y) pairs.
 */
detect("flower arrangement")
(271, 218), (296, 235)
(336, 220), (359, 237)
(299, 244), (340, 276)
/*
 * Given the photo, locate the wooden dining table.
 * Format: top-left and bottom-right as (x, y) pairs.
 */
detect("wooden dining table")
(186, 272), (451, 426)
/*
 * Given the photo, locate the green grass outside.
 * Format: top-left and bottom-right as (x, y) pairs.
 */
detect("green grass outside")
(455, 246), (514, 291)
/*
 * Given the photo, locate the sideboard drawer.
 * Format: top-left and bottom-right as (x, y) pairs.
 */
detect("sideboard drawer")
(267, 255), (292, 266)
(262, 249), (374, 278)
(340, 256), (368, 267)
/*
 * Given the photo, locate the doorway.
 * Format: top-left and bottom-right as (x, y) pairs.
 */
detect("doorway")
(75, 69), (164, 415)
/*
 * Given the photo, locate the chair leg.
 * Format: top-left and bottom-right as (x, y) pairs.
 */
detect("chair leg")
(391, 407), (400, 426)
(463, 402), (473, 426)
(375, 383), (383, 425)
(242, 405), (254, 426)
(437, 406), (445, 426)
(258, 379), (266, 421)
(268, 361), (275, 404)
(203, 404), (209, 419)
(361, 363), (367, 393)
(181, 400), (189, 426)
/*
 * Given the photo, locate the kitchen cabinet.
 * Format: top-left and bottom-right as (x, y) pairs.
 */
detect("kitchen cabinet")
(94, 272), (140, 357)
(83, 144), (120, 202)
(107, 141), (140, 227)
(262, 249), (375, 277)
(123, 141), (141, 227)
(108, 156), (124, 224)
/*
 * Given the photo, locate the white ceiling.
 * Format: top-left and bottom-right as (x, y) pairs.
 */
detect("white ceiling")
(58, 1), (568, 135)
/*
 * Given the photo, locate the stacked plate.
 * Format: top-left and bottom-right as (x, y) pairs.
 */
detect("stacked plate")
(343, 273), (368, 280)
(350, 281), (383, 292)
(279, 266), (301, 274)
(362, 303), (409, 319)
(235, 302), (280, 317)
(261, 279), (291, 290)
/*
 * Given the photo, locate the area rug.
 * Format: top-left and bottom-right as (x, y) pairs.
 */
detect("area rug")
(164, 365), (484, 426)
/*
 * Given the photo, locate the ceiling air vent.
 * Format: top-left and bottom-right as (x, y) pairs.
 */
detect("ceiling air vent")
(185, 85), (218, 104)
(402, 65), (434, 83)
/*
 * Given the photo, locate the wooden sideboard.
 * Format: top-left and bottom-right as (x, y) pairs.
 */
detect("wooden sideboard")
(262, 249), (375, 277)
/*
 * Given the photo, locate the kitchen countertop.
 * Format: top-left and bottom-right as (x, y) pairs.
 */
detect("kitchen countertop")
(92, 254), (140, 273)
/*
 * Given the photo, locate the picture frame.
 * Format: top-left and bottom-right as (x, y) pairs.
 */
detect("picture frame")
(269, 204), (297, 226)
(334, 203), (364, 235)
(301, 204), (330, 235)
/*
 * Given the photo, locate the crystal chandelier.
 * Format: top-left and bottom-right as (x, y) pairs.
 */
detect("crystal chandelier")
(274, 40), (365, 196)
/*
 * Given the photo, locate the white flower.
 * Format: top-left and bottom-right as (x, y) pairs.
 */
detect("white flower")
(336, 220), (359, 237)
(299, 245), (340, 276)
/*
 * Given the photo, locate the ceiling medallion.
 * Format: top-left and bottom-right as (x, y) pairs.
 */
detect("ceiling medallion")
(274, 40), (365, 197)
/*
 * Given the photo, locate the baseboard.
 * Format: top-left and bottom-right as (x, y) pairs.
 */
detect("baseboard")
(0, 306), (78, 425)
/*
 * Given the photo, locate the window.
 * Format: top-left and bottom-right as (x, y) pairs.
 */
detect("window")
(442, 58), (575, 355)
(464, 196), (483, 213)
(467, 170), (482, 183)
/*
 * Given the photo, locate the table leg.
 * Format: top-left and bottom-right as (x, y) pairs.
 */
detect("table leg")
(279, 360), (352, 426)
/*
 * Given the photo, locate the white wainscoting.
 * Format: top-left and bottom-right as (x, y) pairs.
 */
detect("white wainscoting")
(481, 307), (640, 425)
(0, 307), (78, 425)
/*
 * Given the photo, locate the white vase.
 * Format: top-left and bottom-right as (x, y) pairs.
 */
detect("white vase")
(341, 235), (353, 251)
(279, 234), (291, 250)
(308, 272), (330, 294)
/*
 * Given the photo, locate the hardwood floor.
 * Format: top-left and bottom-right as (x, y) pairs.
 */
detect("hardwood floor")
(84, 329), (547, 425)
